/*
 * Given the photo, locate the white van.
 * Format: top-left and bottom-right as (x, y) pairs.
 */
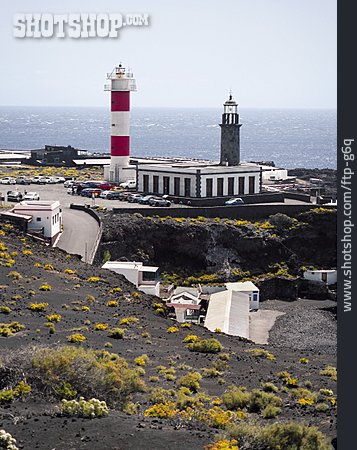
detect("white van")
(119, 180), (136, 189)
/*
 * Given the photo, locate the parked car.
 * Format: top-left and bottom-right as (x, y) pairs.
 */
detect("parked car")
(118, 191), (133, 201)
(119, 179), (136, 189)
(106, 191), (122, 200)
(31, 176), (46, 184)
(149, 197), (171, 207)
(44, 177), (56, 184)
(23, 192), (40, 201)
(76, 181), (103, 195)
(1, 177), (16, 185)
(225, 197), (245, 206)
(7, 191), (23, 202)
(99, 190), (112, 199)
(80, 188), (102, 198)
(53, 176), (66, 183)
(64, 180), (75, 188)
(139, 195), (155, 205)
(15, 176), (31, 185)
(128, 193), (144, 203)
(110, 186), (124, 192)
(98, 182), (118, 191)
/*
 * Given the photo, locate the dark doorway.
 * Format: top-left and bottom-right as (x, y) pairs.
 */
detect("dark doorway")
(206, 178), (213, 197)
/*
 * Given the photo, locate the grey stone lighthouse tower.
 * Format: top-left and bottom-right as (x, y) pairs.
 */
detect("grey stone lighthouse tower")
(219, 94), (242, 166)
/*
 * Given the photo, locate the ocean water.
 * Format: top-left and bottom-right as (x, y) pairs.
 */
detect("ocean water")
(0, 106), (336, 169)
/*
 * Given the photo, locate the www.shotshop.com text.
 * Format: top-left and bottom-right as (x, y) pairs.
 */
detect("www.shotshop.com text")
(341, 138), (354, 312)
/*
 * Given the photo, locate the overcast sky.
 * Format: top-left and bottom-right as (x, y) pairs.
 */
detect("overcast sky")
(0, 0), (336, 108)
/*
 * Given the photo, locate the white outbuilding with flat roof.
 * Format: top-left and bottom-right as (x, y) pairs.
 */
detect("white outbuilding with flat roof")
(225, 281), (260, 310)
(12, 200), (62, 245)
(205, 290), (250, 338)
(102, 261), (160, 296)
(303, 269), (337, 286)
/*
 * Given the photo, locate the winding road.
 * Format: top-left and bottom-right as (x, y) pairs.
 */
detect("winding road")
(57, 207), (100, 262)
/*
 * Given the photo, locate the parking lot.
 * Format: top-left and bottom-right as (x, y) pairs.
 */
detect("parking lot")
(2, 182), (188, 210)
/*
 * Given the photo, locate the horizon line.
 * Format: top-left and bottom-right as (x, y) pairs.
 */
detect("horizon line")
(0, 105), (337, 110)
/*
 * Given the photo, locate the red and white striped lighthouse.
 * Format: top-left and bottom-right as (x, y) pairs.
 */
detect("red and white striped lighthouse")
(104, 63), (137, 182)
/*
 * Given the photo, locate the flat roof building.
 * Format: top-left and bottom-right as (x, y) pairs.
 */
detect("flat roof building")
(225, 281), (260, 310)
(102, 261), (160, 296)
(12, 200), (62, 245)
(205, 290), (250, 338)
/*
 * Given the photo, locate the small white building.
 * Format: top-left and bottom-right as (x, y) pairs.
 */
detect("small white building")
(205, 290), (250, 338)
(261, 165), (289, 182)
(102, 261), (160, 296)
(225, 281), (260, 310)
(166, 290), (202, 323)
(303, 269), (337, 286)
(12, 200), (62, 245)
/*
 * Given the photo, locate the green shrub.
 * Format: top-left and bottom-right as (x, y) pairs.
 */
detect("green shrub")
(246, 348), (275, 361)
(106, 300), (118, 307)
(319, 388), (334, 397)
(0, 382), (31, 404)
(31, 346), (145, 404)
(119, 317), (139, 325)
(144, 401), (177, 418)
(87, 277), (100, 283)
(8, 271), (22, 280)
(227, 421), (330, 450)
(67, 333), (86, 343)
(94, 323), (108, 331)
(182, 334), (200, 343)
(46, 314), (61, 323)
(134, 354), (149, 366)
(108, 328), (125, 339)
(149, 388), (175, 404)
(39, 283), (52, 291)
(277, 371), (291, 381)
(60, 397), (108, 418)
(261, 382), (278, 393)
(178, 371), (202, 392)
(201, 368), (223, 378)
(0, 321), (25, 337)
(248, 389), (282, 413)
(222, 386), (250, 410)
(0, 306), (11, 315)
(109, 287), (122, 294)
(320, 365), (337, 381)
(28, 302), (49, 311)
(186, 338), (223, 354)
(64, 269), (76, 275)
(261, 404), (282, 418)
(315, 403), (330, 413)
(54, 382), (77, 400)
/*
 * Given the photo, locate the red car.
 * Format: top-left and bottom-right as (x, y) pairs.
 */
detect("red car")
(98, 182), (118, 191)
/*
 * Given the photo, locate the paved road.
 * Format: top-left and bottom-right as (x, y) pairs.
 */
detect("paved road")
(57, 207), (99, 262)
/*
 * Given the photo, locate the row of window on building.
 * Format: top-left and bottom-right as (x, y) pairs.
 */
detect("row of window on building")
(141, 174), (256, 197)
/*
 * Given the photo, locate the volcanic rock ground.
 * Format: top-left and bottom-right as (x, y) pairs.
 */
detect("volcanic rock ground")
(0, 223), (337, 449)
